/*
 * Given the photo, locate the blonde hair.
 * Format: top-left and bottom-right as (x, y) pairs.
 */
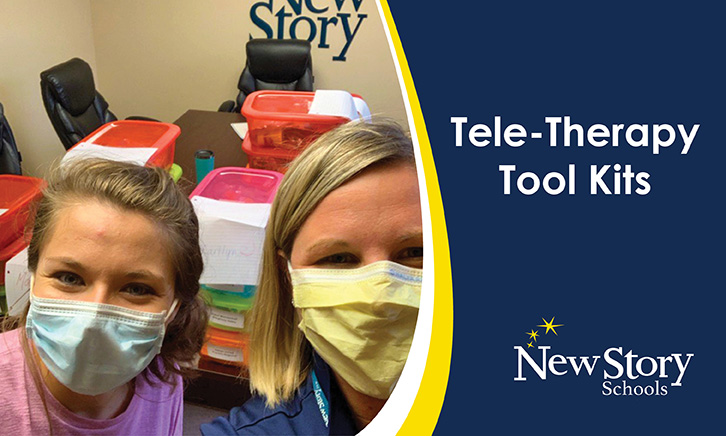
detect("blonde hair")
(248, 119), (416, 406)
(19, 158), (208, 382)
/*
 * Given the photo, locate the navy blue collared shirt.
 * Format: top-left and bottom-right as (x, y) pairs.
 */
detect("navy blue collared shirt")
(200, 354), (357, 435)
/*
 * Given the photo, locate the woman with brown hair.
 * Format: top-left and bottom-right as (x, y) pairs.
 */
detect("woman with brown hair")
(0, 158), (208, 435)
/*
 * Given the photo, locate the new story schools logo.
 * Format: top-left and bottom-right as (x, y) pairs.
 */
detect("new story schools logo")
(514, 317), (694, 396)
(249, 0), (368, 61)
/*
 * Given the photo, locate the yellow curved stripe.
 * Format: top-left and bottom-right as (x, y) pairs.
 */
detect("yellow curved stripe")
(378, 1), (454, 434)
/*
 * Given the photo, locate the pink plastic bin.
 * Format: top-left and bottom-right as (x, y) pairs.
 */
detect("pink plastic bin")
(190, 167), (283, 204)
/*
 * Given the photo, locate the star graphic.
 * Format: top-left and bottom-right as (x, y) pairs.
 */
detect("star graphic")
(527, 341), (534, 348)
(525, 329), (539, 342)
(537, 317), (564, 335)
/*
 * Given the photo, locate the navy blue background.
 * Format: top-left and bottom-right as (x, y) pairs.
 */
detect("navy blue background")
(387, 1), (725, 434)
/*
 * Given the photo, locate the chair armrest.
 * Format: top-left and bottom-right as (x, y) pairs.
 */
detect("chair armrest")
(125, 116), (159, 122)
(218, 100), (235, 112)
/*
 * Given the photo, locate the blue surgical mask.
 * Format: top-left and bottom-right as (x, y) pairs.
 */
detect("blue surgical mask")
(26, 293), (178, 396)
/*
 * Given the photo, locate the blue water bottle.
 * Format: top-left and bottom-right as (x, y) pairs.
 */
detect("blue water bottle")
(195, 149), (215, 184)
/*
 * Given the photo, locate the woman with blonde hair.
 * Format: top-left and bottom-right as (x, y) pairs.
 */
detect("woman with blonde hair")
(0, 159), (208, 435)
(203, 119), (423, 435)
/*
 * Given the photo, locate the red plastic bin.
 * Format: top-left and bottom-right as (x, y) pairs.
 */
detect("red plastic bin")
(190, 167), (283, 203)
(0, 239), (26, 287)
(201, 327), (250, 367)
(242, 135), (299, 174)
(0, 175), (45, 253)
(70, 120), (180, 169)
(241, 91), (360, 151)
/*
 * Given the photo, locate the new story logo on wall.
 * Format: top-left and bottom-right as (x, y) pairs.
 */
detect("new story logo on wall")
(249, 0), (368, 61)
(514, 317), (694, 397)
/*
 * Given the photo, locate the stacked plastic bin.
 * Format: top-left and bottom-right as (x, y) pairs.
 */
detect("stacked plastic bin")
(241, 90), (363, 173)
(66, 120), (180, 169)
(0, 175), (44, 314)
(190, 167), (283, 369)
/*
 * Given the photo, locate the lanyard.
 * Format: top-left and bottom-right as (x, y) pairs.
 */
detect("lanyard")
(311, 370), (330, 428)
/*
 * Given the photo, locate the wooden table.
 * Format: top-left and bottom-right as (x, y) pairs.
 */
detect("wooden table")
(173, 109), (247, 192)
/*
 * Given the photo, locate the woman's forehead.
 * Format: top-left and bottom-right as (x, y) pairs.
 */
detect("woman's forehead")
(41, 201), (175, 280)
(293, 163), (422, 248)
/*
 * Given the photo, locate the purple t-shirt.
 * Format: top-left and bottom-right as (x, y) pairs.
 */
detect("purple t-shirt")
(0, 329), (183, 436)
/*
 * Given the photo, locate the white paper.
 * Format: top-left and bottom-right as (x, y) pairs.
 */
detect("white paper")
(0, 208), (7, 217)
(192, 196), (271, 285)
(192, 197), (270, 227)
(231, 122), (249, 140)
(353, 97), (372, 121)
(308, 90), (359, 120)
(5, 247), (31, 316)
(206, 344), (244, 363)
(210, 307), (246, 330)
(62, 142), (157, 166)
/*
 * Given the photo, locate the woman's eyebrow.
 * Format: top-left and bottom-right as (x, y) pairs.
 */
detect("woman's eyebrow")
(124, 270), (165, 281)
(305, 239), (352, 253)
(43, 257), (85, 270)
(393, 231), (424, 245)
(43, 258), (165, 282)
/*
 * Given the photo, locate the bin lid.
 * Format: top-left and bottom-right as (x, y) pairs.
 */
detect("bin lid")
(0, 175), (45, 210)
(242, 90), (359, 123)
(206, 327), (249, 347)
(190, 167), (283, 204)
(200, 285), (256, 312)
(86, 120), (180, 149)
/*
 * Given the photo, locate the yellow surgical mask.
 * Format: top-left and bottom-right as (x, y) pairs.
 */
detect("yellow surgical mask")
(290, 260), (422, 399)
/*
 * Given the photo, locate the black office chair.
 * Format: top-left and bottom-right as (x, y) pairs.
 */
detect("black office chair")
(218, 39), (314, 113)
(40, 58), (156, 150)
(0, 102), (22, 175)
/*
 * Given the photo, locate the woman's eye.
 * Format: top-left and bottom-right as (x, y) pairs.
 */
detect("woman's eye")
(123, 283), (155, 297)
(397, 247), (424, 267)
(318, 253), (358, 266)
(399, 247), (424, 259)
(54, 272), (84, 287)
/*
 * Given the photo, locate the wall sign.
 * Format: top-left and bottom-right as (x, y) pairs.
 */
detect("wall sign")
(249, 0), (368, 61)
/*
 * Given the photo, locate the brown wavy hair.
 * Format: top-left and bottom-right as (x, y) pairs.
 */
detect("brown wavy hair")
(20, 158), (207, 383)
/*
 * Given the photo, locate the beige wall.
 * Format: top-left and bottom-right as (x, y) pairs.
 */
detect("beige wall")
(89, 0), (406, 124)
(1, 0), (405, 177)
(0, 0), (97, 177)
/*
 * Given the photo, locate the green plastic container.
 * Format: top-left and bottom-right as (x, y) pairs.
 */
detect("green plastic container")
(0, 285), (7, 315)
(200, 285), (256, 332)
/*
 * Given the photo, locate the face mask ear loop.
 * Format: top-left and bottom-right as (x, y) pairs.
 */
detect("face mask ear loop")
(287, 261), (302, 307)
(164, 298), (179, 323)
(29, 275), (36, 302)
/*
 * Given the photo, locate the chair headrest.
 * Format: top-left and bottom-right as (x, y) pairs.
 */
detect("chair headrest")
(246, 39), (312, 83)
(40, 58), (96, 116)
